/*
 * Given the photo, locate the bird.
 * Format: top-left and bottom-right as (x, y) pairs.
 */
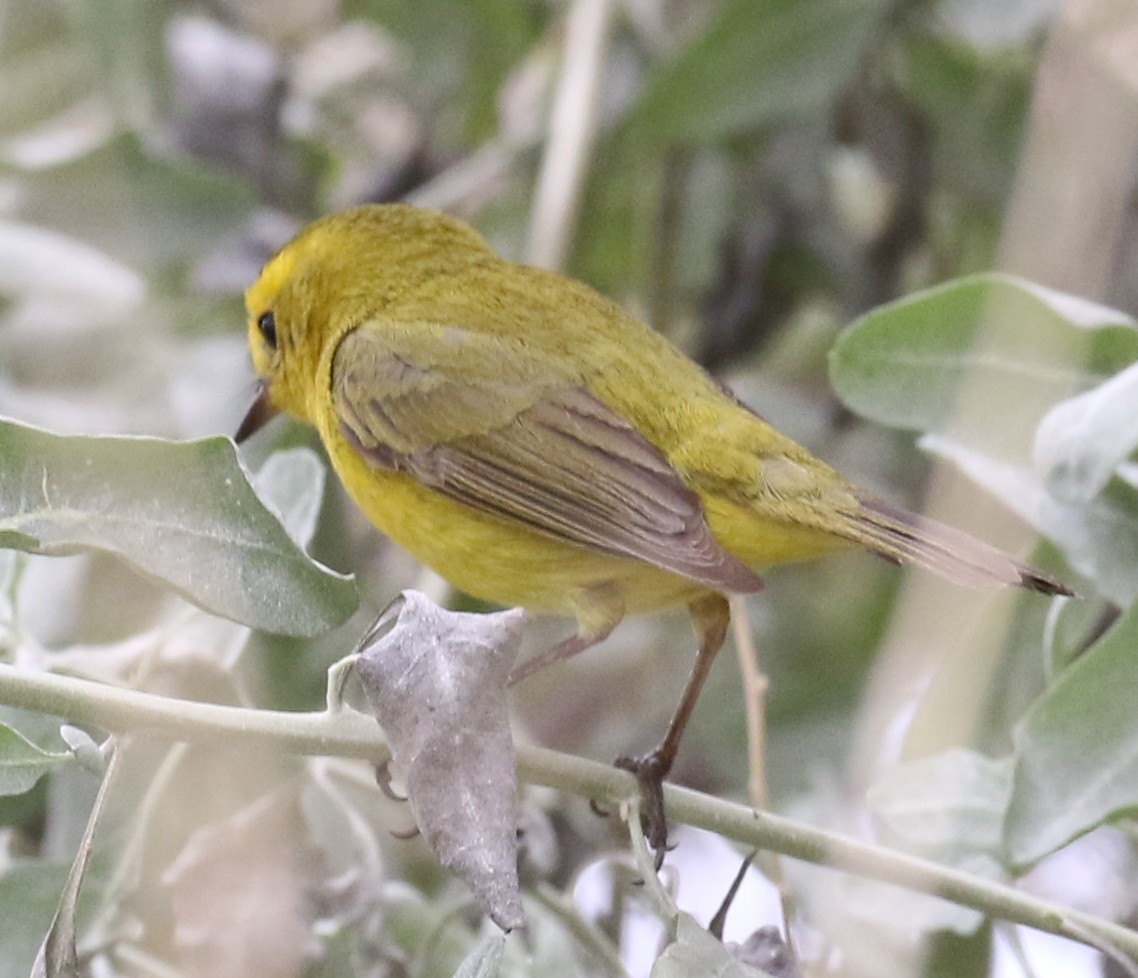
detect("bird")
(235, 202), (1070, 858)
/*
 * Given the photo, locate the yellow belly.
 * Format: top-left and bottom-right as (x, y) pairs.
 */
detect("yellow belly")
(326, 428), (706, 614)
(323, 423), (850, 615)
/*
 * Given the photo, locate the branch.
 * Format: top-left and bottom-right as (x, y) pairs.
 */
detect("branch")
(1, 662), (1135, 963)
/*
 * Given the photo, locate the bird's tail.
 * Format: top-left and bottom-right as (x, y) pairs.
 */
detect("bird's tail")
(840, 497), (1071, 596)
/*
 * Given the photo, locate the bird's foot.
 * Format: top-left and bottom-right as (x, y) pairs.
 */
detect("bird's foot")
(614, 749), (674, 870)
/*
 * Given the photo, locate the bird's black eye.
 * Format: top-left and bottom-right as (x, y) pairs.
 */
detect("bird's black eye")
(257, 311), (277, 349)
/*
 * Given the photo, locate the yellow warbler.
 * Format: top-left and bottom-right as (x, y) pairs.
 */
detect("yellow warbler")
(236, 203), (1068, 850)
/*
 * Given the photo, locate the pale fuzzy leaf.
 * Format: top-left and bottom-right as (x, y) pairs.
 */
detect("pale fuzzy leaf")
(1034, 360), (1138, 503)
(1007, 600), (1138, 866)
(162, 788), (317, 978)
(251, 447), (328, 549)
(57, 727), (104, 776)
(354, 591), (526, 931)
(822, 863), (994, 940)
(785, 785), (989, 944)
(0, 220), (143, 308)
(651, 914), (779, 978)
(298, 763), (386, 933)
(0, 722), (69, 796)
(1018, 281), (1138, 332)
(868, 749), (1012, 876)
(1, 97), (115, 170)
(921, 433), (1138, 604)
(452, 933), (506, 978)
(0, 419), (356, 635)
(1040, 587), (1112, 679)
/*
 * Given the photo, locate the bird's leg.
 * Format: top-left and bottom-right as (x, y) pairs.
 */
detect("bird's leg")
(508, 582), (624, 686)
(615, 592), (730, 866)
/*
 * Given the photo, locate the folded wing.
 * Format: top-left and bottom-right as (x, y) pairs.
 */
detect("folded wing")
(332, 323), (763, 594)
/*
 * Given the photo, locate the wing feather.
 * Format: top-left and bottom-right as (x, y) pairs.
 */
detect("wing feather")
(332, 325), (762, 594)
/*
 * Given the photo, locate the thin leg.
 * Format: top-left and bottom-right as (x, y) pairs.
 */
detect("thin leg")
(615, 592), (730, 865)
(508, 582), (624, 686)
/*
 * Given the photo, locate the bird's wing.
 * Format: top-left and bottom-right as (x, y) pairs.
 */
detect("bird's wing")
(331, 322), (762, 593)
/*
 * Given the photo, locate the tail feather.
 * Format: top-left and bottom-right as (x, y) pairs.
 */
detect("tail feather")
(843, 498), (1072, 596)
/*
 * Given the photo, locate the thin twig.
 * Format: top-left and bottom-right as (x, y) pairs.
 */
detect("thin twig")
(1, 662), (1136, 965)
(1065, 919), (1138, 978)
(730, 594), (797, 948)
(730, 595), (769, 812)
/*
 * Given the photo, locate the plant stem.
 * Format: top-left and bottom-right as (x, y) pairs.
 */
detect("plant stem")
(1, 662), (1136, 963)
(527, 0), (614, 270)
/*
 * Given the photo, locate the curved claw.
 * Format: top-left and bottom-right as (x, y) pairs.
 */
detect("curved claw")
(614, 750), (673, 868)
(390, 824), (421, 841)
(374, 761), (408, 802)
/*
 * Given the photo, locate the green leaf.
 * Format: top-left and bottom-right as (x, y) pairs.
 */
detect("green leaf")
(0, 418), (356, 636)
(829, 273), (1138, 441)
(922, 924), (993, 978)
(0, 722), (69, 796)
(0, 862), (71, 978)
(892, 36), (1030, 204)
(252, 447), (328, 549)
(1005, 599), (1138, 866)
(455, 0), (537, 141)
(624, 0), (890, 146)
(830, 274), (1138, 601)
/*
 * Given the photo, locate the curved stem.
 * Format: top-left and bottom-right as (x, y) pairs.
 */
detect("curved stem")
(1, 662), (1136, 963)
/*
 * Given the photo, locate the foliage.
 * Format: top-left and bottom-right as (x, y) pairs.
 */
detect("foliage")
(1, 1), (1137, 977)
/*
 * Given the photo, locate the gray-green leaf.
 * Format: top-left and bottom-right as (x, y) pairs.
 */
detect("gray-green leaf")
(0, 862), (71, 978)
(869, 748), (1012, 869)
(452, 934), (506, 978)
(829, 273), (1138, 446)
(0, 418), (355, 636)
(651, 914), (779, 978)
(1006, 599), (1138, 866)
(0, 723), (70, 796)
(1034, 359), (1138, 504)
(921, 434), (1138, 605)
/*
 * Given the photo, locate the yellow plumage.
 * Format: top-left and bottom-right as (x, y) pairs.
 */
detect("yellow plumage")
(236, 203), (1067, 852)
(240, 204), (1062, 613)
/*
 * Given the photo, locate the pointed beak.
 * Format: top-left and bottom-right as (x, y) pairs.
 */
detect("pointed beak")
(234, 383), (280, 443)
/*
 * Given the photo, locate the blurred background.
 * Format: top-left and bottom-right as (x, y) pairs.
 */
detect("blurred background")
(1, 0), (1137, 976)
